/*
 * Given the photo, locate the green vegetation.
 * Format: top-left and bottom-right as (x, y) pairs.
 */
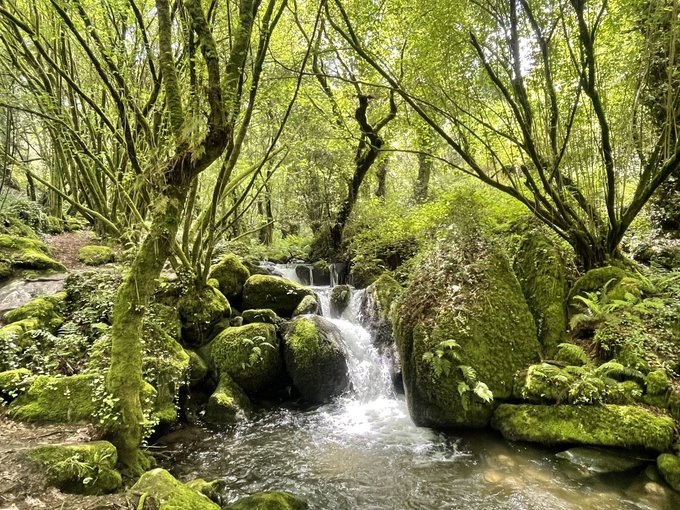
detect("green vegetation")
(131, 468), (220, 510)
(77, 245), (115, 266)
(227, 491), (309, 510)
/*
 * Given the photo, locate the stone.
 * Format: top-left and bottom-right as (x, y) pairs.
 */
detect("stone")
(329, 285), (351, 318)
(204, 373), (252, 425)
(0, 368), (32, 400)
(241, 308), (281, 326)
(555, 447), (645, 474)
(657, 453), (680, 492)
(77, 245), (116, 266)
(292, 295), (319, 316)
(242, 275), (313, 318)
(131, 468), (220, 509)
(226, 491), (308, 510)
(179, 285), (231, 345)
(209, 253), (250, 303)
(0, 234), (65, 271)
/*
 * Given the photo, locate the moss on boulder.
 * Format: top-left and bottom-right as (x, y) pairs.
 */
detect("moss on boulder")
(78, 245), (115, 266)
(179, 285), (231, 345)
(292, 294), (319, 316)
(226, 491), (308, 510)
(330, 285), (351, 318)
(30, 441), (121, 495)
(0, 234), (65, 271)
(0, 368), (32, 400)
(186, 349), (209, 386)
(513, 363), (573, 403)
(568, 266), (629, 305)
(657, 453), (680, 492)
(204, 373), (252, 424)
(242, 275), (313, 318)
(393, 231), (540, 428)
(242, 308), (281, 326)
(645, 369), (671, 396)
(207, 323), (283, 394)
(7, 373), (97, 422)
(43, 215), (64, 234)
(283, 316), (349, 403)
(491, 404), (675, 452)
(513, 233), (567, 356)
(131, 468), (220, 510)
(2, 293), (65, 331)
(209, 253), (250, 302)
(362, 274), (402, 347)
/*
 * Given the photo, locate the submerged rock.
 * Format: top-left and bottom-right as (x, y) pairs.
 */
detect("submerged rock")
(491, 404), (675, 452)
(555, 447), (646, 474)
(226, 491), (308, 509)
(210, 253), (251, 302)
(242, 275), (313, 318)
(283, 316), (349, 403)
(30, 441), (121, 495)
(131, 468), (220, 509)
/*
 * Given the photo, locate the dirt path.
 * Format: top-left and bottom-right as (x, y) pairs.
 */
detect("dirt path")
(42, 231), (99, 271)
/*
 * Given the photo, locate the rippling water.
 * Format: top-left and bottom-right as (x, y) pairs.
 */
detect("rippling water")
(162, 279), (679, 509)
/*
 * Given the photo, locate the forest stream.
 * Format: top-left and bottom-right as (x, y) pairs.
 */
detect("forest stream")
(160, 265), (680, 510)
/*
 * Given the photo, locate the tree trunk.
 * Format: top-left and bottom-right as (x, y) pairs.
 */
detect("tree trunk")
(375, 156), (387, 198)
(413, 151), (432, 203)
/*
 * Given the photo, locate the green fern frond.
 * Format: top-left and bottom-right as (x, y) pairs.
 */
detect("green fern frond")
(556, 343), (590, 365)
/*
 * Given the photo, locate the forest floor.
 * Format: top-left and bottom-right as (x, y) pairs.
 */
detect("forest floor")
(42, 230), (98, 271)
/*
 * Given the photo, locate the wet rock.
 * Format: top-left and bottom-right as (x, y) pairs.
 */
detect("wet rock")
(242, 275), (313, 318)
(657, 453), (680, 492)
(555, 447), (646, 474)
(204, 374), (252, 425)
(292, 294), (320, 317)
(131, 468), (220, 509)
(283, 315), (349, 404)
(330, 285), (351, 318)
(226, 491), (308, 510)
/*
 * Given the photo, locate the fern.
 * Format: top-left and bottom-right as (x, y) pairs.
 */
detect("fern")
(594, 361), (644, 382)
(556, 343), (590, 365)
(473, 382), (493, 403)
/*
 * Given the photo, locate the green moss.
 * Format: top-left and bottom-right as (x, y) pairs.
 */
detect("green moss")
(30, 441), (121, 495)
(0, 319), (41, 355)
(242, 275), (313, 318)
(178, 285), (231, 345)
(393, 238), (540, 428)
(657, 454), (680, 492)
(207, 323), (282, 394)
(0, 261), (13, 280)
(0, 234), (65, 271)
(131, 468), (220, 509)
(43, 215), (65, 234)
(242, 308), (280, 325)
(78, 245), (116, 266)
(3, 294), (65, 331)
(283, 316), (349, 403)
(513, 233), (567, 356)
(227, 491), (308, 510)
(513, 363), (573, 403)
(349, 260), (384, 289)
(209, 253), (250, 301)
(0, 368), (32, 399)
(65, 216), (87, 232)
(185, 479), (225, 503)
(368, 274), (402, 319)
(645, 369), (671, 396)
(8, 374), (97, 422)
(204, 373), (252, 424)
(0, 214), (39, 239)
(568, 266), (629, 305)
(292, 295), (319, 316)
(329, 285), (351, 317)
(492, 404), (675, 452)
(553, 343), (589, 366)
(147, 303), (183, 341)
(186, 349), (208, 386)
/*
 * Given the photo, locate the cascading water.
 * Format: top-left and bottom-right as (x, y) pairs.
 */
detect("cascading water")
(164, 266), (679, 509)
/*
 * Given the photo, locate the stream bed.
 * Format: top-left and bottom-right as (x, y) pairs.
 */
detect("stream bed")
(162, 270), (680, 510)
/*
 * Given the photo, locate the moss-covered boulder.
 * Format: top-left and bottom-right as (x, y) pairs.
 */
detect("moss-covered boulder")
(0, 368), (31, 400)
(393, 231), (540, 428)
(209, 253), (251, 302)
(283, 316), (349, 403)
(645, 369), (671, 396)
(147, 303), (183, 341)
(329, 285), (351, 318)
(207, 323), (283, 394)
(42, 215), (64, 234)
(78, 245), (115, 266)
(242, 308), (281, 326)
(362, 274), (401, 347)
(0, 235), (65, 271)
(513, 363), (574, 403)
(242, 275), (313, 318)
(492, 404), (675, 452)
(292, 294), (319, 316)
(657, 453), (680, 492)
(2, 293), (65, 331)
(227, 491), (308, 510)
(568, 266), (629, 305)
(513, 233), (567, 356)
(131, 468), (220, 510)
(186, 349), (209, 386)
(30, 441), (121, 495)
(8, 373), (97, 422)
(179, 285), (231, 345)
(204, 373), (252, 424)
(185, 479), (225, 503)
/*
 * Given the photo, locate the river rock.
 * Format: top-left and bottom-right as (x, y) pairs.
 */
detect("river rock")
(283, 315), (349, 403)
(361, 274), (401, 347)
(330, 284), (351, 318)
(206, 323), (284, 394)
(209, 253), (250, 303)
(131, 468), (220, 510)
(513, 232), (567, 356)
(393, 227), (540, 428)
(292, 294), (320, 316)
(178, 285), (231, 345)
(226, 491), (308, 510)
(555, 447), (646, 474)
(657, 453), (680, 492)
(242, 275), (314, 318)
(492, 404), (675, 452)
(204, 373), (252, 424)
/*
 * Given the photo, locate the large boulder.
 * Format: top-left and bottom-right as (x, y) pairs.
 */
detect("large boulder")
(204, 373), (252, 425)
(131, 468), (220, 510)
(242, 275), (313, 318)
(30, 441), (122, 495)
(567, 266), (629, 304)
(0, 234), (65, 271)
(206, 323), (284, 394)
(178, 285), (231, 345)
(283, 316), (349, 403)
(227, 491), (308, 510)
(393, 231), (540, 428)
(209, 253), (250, 303)
(330, 285), (351, 318)
(513, 232), (567, 356)
(657, 453), (680, 492)
(361, 274), (401, 347)
(492, 404), (675, 452)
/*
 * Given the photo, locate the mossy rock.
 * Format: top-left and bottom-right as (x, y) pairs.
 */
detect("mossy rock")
(185, 479), (225, 503)
(362, 274), (402, 347)
(0, 261), (13, 281)
(0, 319), (43, 363)
(491, 404), (675, 452)
(43, 215), (65, 234)
(204, 373), (252, 425)
(64, 216), (87, 232)
(147, 303), (183, 341)
(349, 260), (384, 289)
(186, 349), (209, 386)
(657, 453), (680, 492)
(568, 266), (630, 306)
(393, 233), (540, 429)
(0, 368), (32, 400)
(329, 285), (351, 318)
(226, 491), (308, 510)
(242, 308), (281, 326)
(513, 232), (567, 356)
(30, 441), (121, 495)
(131, 468), (220, 510)
(207, 323), (283, 394)
(2, 293), (65, 331)
(645, 369), (671, 396)
(0, 234), (65, 271)
(8, 373), (97, 423)
(209, 253), (251, 302)
(513, 363), (574, 403)
(78, 245), (116, 266)
(0, 214), (39, 239)
(242, 275), (313, 318)
(292, 294), (319, 316)
(179, 285), (231, 345)
(283, 316), (349, 404)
